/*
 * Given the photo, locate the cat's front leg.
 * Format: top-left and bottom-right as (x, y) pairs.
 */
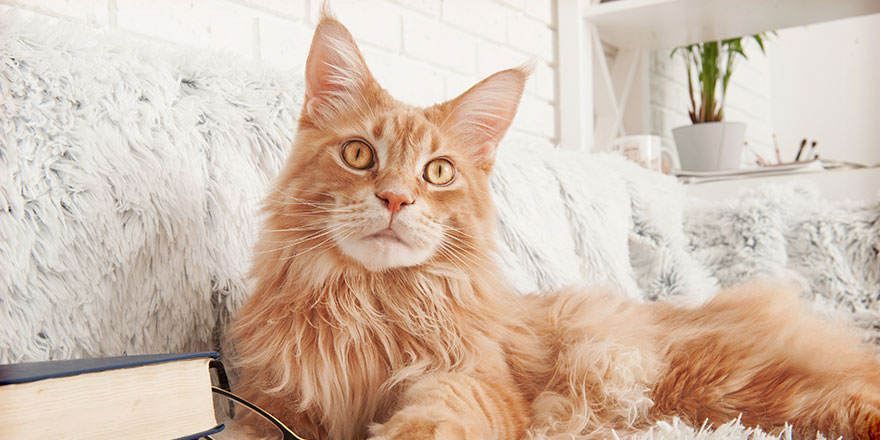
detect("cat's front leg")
(368, 372), (529, 440)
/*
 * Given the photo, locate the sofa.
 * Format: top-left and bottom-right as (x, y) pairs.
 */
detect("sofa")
(2, 13), (879, 439)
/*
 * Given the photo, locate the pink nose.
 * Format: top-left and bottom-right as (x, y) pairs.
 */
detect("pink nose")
(376, 191), (414, 215)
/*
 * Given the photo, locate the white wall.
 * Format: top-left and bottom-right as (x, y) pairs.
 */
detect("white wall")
(0, 0), (559, 147)
(770, 14), (880, 166)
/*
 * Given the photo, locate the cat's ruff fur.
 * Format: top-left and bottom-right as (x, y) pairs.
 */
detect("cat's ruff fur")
(227, 10), (880, 440)
(3, 10), (880, 440)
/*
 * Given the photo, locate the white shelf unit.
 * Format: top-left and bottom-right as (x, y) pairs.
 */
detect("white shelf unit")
(555, 0), (880, 152)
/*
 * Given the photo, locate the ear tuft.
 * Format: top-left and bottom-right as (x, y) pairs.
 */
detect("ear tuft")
(318, 0), (335, 22)
(436, 66), (529, 167)
(303, 11), (372, 124)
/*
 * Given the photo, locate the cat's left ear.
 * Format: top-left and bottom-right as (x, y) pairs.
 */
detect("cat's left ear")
(434, 67), (529, 168)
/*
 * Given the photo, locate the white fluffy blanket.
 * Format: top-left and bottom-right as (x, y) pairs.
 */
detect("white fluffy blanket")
(2, 14), (879, 439)
(1, 13), (300, 362)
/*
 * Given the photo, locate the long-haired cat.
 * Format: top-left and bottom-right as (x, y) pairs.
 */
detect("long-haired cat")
(227, 9), (880, 440)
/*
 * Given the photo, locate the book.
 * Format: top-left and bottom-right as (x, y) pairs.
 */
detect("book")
(0, 352), (223, 440)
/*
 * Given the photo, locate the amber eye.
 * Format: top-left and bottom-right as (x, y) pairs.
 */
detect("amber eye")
(341, 139), (375, 170)
(423, 158), (455, 186)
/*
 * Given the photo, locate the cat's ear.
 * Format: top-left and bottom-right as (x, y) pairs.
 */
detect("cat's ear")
(436, 67), (529, 167)
(303, 8), (373, 123)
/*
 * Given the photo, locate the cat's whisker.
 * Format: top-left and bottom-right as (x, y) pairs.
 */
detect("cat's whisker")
(264, 222), (334, 233)
(275, 228), (355, 262)
(442, 231), (479, 250)
(268, 220), (361, 261)
(261, 217), (348, 232)
(438, 247), (472, 272)
(269, 204), (361, 215)
(451, 253), (494, 277)
(262, 189), (343, 203)
(265, 202), (340, 211)
(277, 209), (360, 218)
(437, 245), (492, 280)
(274, 212), (351, 221)
(438, 223), (486, 241)
(275, 187), (334, 195)
(432, 247), (468, 274)
(273, 187), (352, 202)
(264, 199), (340, 210)
(258, 232), (331, 254)
(439, 229), (488, 257)
(272, 198), (357, 210)
(443, 227), (485, 242)
(259, 223), (351, 254)
(263, 191), (332, 200)
(437, 242), (491, 276)
(271, 239), (334, 261)
(439, 241), (495, 275)
(264, 226), (322, 233)
(443, 238), (495, 270)
(269, 194), (337, 203)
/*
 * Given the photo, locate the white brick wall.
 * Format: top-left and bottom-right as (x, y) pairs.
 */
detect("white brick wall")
(1, 0), (559, 146)
(650, 45), (775, 167)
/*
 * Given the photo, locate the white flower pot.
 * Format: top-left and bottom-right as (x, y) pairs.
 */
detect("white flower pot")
(672, 122), (746, 171)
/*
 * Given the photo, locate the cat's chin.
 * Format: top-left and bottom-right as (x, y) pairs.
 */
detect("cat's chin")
(336, 230), (435, 272)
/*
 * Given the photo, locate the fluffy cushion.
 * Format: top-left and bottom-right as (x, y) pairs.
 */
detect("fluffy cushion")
(493, 144), (717, 303)
(686, 184), (880, 340)
(1, 13), (300, 362)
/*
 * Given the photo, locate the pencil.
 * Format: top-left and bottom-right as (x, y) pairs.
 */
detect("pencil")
(795, 138), (807, 162)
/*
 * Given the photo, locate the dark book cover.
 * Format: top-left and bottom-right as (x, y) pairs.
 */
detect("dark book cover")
(0, 351), (219, 385)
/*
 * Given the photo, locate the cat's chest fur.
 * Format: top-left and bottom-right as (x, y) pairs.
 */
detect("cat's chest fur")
(295, 268), (494, 438)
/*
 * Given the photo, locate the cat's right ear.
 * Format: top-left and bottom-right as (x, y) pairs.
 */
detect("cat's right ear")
(303, 10), (373, 124)
(434, 67), (529, 169)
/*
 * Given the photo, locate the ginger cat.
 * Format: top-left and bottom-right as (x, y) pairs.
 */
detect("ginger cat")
(228, 9), (880, 440)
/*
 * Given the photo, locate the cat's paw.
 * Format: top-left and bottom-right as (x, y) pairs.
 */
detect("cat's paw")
(368, 411), (486, 440)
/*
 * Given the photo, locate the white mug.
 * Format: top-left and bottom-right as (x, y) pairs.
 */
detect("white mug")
(610, 135), (680, 174)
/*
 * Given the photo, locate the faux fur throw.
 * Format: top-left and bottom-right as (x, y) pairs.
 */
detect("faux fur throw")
(685, 184), (880, 342)
(1, 13), (301, 362)
(2, 14), (878, 440)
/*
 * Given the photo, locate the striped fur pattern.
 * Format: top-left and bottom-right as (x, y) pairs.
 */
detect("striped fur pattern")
(228, 10), (880, 440)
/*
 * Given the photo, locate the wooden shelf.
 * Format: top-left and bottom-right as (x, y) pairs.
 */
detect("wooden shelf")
(583, 0), (880, 49)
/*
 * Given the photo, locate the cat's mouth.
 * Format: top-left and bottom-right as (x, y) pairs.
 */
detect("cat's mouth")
(336, 222), (437, 271)
(365, 228), (409, 247)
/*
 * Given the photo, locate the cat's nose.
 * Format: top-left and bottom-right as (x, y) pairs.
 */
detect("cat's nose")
(376, 191), (414, 216)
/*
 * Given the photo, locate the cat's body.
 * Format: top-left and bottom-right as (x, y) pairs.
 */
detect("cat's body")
(228, 9), (880, 440)
(232, 260), (880, 439)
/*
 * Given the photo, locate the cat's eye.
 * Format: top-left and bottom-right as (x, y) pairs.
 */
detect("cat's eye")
(423, 158), (455, 186)
(341, 139), (375, 170)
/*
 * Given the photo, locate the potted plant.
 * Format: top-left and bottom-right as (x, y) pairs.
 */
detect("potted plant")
(671, 35), (766, 171)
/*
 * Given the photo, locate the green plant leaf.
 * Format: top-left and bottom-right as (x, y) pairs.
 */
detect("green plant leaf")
(731, 40), (745, 58)
(674, 33), (769, 125)
(753, 34), (766, 53)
